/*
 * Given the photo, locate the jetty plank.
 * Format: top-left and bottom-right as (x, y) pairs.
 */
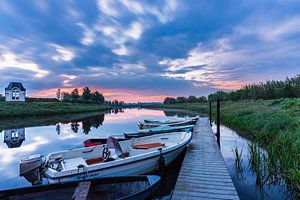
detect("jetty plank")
(72, 181), (91, 200)
(171, 118), (239, 200)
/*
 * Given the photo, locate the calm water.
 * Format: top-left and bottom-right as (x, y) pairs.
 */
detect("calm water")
(0, 108), (295, 199)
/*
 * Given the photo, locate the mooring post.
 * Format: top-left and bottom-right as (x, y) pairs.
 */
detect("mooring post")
(209, 101), (212, 126)
(216, 98), (220, 147)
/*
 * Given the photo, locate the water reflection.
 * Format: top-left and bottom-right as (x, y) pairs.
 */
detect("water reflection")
(0, 109), (296, 199)
(213, 124), (295, 200)
(0, 109), (187, 191)
(54, 114), (105, 135)
(4, 128), (25, 148)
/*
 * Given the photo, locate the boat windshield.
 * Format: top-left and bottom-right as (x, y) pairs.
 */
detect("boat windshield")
(106, 137), (125, 158)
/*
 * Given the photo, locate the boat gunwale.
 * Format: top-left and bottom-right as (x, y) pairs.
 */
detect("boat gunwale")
(45, 132), (192, 180)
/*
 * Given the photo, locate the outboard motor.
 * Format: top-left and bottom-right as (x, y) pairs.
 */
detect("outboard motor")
(19, 154), (44, 185)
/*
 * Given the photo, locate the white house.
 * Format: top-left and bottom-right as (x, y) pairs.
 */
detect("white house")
(4, 128), (25, 148)
(5, 82), (26, 102)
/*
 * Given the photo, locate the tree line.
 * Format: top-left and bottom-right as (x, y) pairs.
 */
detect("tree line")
(164, 96), (207, 104)
(59, 87), (105, 103)
(208, 75), (300, 101)
(164, 75), (300, 104)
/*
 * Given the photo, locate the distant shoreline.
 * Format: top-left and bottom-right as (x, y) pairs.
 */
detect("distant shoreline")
(0, 101), (112, 118)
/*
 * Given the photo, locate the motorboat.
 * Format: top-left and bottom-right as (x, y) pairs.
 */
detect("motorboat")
(21, 131), (192, 183)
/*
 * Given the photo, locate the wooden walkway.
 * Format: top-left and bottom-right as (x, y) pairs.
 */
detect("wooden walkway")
(171, 118), (239, 200)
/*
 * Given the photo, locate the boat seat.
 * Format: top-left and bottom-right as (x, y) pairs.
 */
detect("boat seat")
(132, 143), (165, 150)
(85, 152), (130, 165)
(86, 157), (104, 165)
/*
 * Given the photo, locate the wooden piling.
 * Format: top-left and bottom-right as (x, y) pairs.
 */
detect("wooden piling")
(209, 101), (212, 126)
(216, 99), (220, 147)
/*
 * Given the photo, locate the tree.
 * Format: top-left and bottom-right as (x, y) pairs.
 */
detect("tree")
(164, 97), (176, 104)
(56, 89), (61, 100)
(0, 93), (4, 101)
(187, 96), (198, 103)
(91, 91), (105, 103)
(62, 92), (71, 100)
(176, 96), (187, 103)
(71, 88), (79, 99)
(82, 87), (92, 100)
(197, 96), (207, 103)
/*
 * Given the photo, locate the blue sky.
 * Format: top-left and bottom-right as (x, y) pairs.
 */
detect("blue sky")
(0, 0), (299, 102)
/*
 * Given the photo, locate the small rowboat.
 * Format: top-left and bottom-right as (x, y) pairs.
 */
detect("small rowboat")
(138, 118), (198, 129)
(0, 175), (161, 200)
(144, 117), (198, 124)
(125, 124), (195, 138)
(35, 131), (191, 183)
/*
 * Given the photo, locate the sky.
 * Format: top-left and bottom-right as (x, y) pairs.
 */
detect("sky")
(0, 0), (300, 102)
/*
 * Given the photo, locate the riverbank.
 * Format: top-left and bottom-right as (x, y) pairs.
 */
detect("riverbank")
(145, 98), (300, 193)
(0, 101), (111, 118)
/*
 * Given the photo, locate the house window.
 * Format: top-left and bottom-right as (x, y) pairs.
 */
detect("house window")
(11, 130), (19, 143)
(12, 89), (20, 100)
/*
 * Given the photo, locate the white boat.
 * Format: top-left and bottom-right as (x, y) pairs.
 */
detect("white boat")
(138, 118), (198, 129)
(138, 124), (195, 134)
(124, 124), (195, 138)
(41, 131), (192, 183)
(144, 117), (198, 124)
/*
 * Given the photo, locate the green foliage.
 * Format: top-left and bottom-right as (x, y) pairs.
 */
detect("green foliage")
(164, 97), (176, 104)
(63, 87), (105, 103)
(152, 98), (300, 192)
(232, 144), (243, 171)
(176, 96), (187, 103)
(0, 101), (111, 118)
(91, 91), (104, 103)
(82, 87), (92, 100)
(163, 96), (207, 104)
(71, 88), (79, 99)
(209, 75), (300, 101)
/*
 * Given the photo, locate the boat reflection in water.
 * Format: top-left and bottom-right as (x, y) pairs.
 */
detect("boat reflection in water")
(4, 128), (25, 148)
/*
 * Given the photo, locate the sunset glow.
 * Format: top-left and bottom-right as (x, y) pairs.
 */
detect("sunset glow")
(0, 1), (299, 101)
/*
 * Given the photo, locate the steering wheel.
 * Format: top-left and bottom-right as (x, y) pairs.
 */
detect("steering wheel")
(102, 147), (110, 160)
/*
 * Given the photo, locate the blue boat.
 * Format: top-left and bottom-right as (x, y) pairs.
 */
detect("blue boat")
(0, 175), (161, 200)
(125, 124), (194, 138)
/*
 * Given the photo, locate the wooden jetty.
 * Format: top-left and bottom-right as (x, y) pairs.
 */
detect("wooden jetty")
(171, 117), (239, 200)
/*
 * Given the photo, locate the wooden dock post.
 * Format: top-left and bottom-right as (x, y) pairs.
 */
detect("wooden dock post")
(216, 98), (220, 148)
(209, 101), (212, 126)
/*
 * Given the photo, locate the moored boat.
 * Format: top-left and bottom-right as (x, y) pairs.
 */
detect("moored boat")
(138, 118), (198, 129)
(24, 131), (191, 183)
(144, 116), (198, 124)
(125, 124), (194, 138)
(0, 175), (161, 200)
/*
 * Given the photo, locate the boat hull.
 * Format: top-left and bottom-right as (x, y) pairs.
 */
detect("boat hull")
(125, 126), (194, 138)
(139, 120), (196, 129)
(46, 138), (189, 184)
(0, 176), (160, 200)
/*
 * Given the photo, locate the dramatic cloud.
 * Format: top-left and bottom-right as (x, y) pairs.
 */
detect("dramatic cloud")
(0, 0), (299, 102)
(0, 50), (49, 78)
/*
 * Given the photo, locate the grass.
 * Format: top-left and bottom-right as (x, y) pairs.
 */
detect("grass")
(0, 101), (111, 118)
(232, 144), (243, 171)
(146, 98), (300, 193)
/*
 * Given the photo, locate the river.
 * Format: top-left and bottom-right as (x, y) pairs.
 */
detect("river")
(0, 108), (295, 199)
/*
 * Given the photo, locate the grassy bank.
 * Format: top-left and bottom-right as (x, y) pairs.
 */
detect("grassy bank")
(146, 99), (300, 192)
(0, 101), (111, 118)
